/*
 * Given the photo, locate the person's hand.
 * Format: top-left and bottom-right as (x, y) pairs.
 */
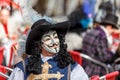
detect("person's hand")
(111, 40), (120, 54)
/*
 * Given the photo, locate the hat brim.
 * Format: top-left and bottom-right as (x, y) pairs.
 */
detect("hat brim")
(100, 20), (119, 29)
(25, 20), (70, 55)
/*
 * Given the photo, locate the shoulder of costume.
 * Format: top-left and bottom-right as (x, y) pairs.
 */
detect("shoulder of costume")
(70, 62), (78, 71)
(95, 26), (106, 38)
(14, 56), (29, 72)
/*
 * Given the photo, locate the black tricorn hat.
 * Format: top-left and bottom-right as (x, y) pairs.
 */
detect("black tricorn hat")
(100, 13), (119, 29)
(25, 19), (70, 55)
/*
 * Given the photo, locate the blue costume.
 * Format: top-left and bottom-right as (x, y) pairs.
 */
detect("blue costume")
(9, 54), (89, 80)
(15, 56), (80, 80)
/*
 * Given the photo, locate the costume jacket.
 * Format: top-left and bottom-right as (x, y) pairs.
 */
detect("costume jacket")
(81, 26), (114, 76)
(8, 55), (89, 80)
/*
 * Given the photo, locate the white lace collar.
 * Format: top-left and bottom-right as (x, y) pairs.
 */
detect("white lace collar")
(41, 54), (53, 62)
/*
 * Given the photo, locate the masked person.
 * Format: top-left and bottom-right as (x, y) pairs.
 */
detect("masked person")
(8, 19), (89, 80)
(81, 13), (119, 77)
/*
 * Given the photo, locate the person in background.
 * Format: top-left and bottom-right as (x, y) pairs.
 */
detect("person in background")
(0, 6), (12, 44)
(93, 1), (114, 29)
(81, 13), (119, 77)
(0, 0), (23, 46)
(66, 5), (90, 51)
(83, 0), (96, 18)
(8, 19), (89, 80)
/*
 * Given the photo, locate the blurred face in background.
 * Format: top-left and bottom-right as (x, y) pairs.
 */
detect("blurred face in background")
(0, 7), (10, 24)
(106, 24), (119, 46)
(106, 25), (116, 35)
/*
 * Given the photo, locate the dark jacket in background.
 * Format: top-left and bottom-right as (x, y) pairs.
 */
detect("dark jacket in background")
(81, 26), (113, 76)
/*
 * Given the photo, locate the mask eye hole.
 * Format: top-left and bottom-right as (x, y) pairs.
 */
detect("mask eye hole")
(44, 37), (50, 42)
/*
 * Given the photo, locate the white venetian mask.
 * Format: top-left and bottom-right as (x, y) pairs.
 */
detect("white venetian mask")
(41, 30), (60, 54)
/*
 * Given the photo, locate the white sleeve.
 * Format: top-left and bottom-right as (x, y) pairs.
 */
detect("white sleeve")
(8, 67), (24, 80)
(71, 64), (89, 80)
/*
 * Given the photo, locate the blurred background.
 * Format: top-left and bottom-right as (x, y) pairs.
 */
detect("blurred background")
(0, 0), (120, 80)
(32, 0), (120, 23)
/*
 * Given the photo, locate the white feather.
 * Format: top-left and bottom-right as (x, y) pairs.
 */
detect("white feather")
(13, 0), (42, 25)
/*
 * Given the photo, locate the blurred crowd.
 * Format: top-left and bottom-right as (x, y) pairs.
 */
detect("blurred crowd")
(0, 0), (120, 80)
